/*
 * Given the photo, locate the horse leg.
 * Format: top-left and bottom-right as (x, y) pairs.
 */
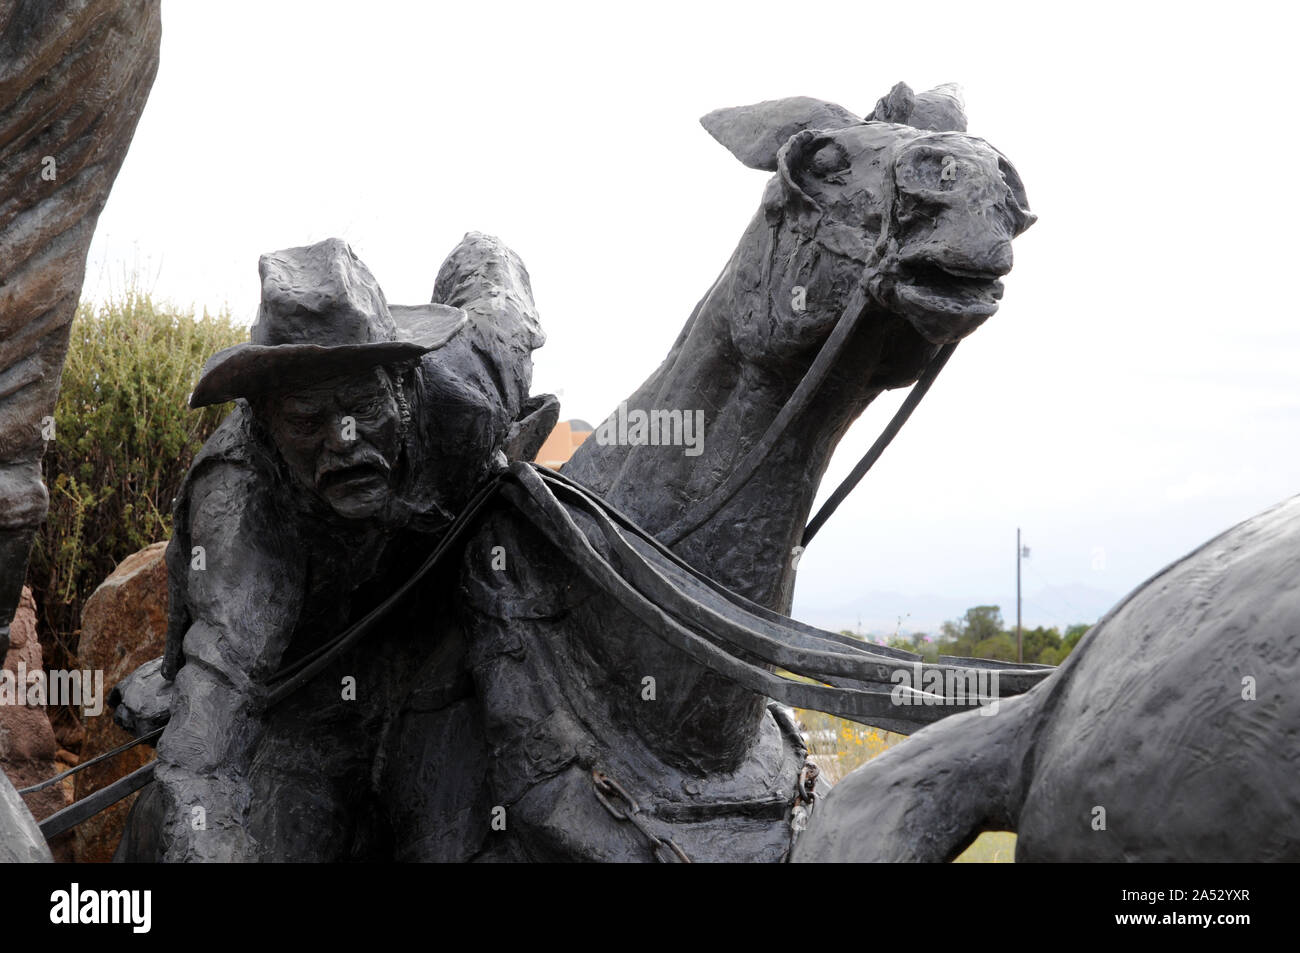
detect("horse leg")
(792, 690), (1041, 862)
(0, 0), (163, 649)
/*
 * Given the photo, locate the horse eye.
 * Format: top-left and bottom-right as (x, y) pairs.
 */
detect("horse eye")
(807, 142), (851, 177)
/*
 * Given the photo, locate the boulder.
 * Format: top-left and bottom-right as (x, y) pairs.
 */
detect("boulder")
(0, 586), (70, 859)
(74, 541), (168, 862)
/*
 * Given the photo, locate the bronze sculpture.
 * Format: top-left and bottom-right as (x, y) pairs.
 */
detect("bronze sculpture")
(0, 0), (162, 864)
(1, 1), (1293, 872)
(0, 0), (160, 659)
(113, 233), (554, 861)
(100, 84), (1045, 862)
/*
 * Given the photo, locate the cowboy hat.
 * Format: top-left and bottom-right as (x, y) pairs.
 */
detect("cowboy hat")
(189, 238), (467, 408)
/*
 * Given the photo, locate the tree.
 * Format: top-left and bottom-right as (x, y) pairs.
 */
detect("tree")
(972, 633), (1018, 662)
(885, 632), (938, 662)
(1063, 623), (1090, 652)
(965, 606), (1004, 643)
(28, 289), (242, 735)
(929, 607), (1096, 667)
(938, 605), (1004, 658)
(1021, 626), (1063, 664)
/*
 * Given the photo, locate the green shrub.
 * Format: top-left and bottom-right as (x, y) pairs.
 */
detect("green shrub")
(28, 287), (243, 677)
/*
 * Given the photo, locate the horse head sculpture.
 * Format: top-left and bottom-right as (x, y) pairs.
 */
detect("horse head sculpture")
(702, 88), (1034, 370)
(562, 83), (1037, 774)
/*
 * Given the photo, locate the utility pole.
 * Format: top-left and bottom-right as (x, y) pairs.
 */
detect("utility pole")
(1016, 529), (1030, 663)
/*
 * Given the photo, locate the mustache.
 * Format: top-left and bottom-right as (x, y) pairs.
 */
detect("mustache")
(314, 448), (393, 487)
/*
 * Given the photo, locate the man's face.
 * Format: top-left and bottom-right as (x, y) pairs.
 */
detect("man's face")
(261, 368), (404, 521)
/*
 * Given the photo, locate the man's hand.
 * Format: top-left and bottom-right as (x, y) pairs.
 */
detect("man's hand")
(110, 657), (174, 737)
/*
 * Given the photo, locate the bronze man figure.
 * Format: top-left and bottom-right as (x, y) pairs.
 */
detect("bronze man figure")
(115, 234), (554, 861)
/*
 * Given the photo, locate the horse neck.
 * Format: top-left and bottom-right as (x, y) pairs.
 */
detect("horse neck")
(558, 261), (893, 777)
(565, 267), (882, 611)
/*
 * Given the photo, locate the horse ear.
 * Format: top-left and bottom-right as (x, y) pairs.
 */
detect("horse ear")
(700, 97), (862, 171)
(867, 81), (967, 133)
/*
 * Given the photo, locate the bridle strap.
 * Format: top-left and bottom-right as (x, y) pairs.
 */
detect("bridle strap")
(657, 279), (874, 547)
(801, 339), (957, 547)
(655, 145), (955, 550)
(656, 282), (959, 551)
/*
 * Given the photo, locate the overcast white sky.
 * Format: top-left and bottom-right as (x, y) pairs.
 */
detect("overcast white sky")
(85, 1), (1300, 633)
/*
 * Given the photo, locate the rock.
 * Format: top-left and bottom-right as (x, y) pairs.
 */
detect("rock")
(53, 716), (84, 753)
(0, 586), (71, 860)
(74, 541), (169, 863)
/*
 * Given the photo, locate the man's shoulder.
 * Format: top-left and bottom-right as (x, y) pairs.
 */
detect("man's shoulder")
(190, 402), (263, 468)
(175, 404), (282, 533)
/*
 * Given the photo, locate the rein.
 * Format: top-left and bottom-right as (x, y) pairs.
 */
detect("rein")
(31, 470), (513, 841)
(25, 154), (973, 841)
(29, 458), (1049, 843)
(801, 339), (957, 546)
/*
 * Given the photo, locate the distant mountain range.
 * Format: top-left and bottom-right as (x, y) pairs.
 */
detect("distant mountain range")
(791, 583), (1124, 639)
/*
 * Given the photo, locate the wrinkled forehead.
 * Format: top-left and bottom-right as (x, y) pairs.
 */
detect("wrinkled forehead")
(265, 367), (391, 416)
(776, 122), (914, 221)
(780, 123), (1009, 216)
(893, 132), (1001, 183)
(782, 122), (909, 174)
